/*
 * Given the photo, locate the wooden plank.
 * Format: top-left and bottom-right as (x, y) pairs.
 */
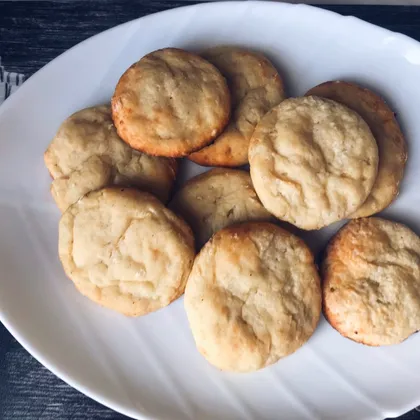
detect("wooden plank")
(1, 2), (420, 76)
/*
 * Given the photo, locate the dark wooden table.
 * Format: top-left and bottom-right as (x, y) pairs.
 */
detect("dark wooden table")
(1, 2), (420, 419)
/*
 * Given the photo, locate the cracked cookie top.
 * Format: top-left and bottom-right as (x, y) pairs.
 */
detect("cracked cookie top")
(306, 81), (407, 218)
(184, 222), (321, 372)
(170, 168), (272, 248)
(189, 47), (285, 166)
(112, 48), (231, 157)
(59, 187), (195, 316)
(323, 217), (420, 346)
(44, 105), (177, 211)
(249, 96), (379, 230)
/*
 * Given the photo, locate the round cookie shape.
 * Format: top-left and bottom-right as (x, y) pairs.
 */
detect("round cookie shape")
(323, 217), (420, 346)
(249, 96), (379, 230)
(169, 168), (273, 248)
(112, 48), (231, 157)
(44, 105), (177, 212)
(184, 222), (321, 372)
(306, 81), (407, 218)
(59, 187), (195, 316)
(189, 47), (285, 166)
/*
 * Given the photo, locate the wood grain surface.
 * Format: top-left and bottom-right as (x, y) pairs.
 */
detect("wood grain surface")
(1, 2), (420, 77)
(1, 2), (420, 419)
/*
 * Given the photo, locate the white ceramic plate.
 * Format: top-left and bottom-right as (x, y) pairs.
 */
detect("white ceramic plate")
(1, 2), (420, 419)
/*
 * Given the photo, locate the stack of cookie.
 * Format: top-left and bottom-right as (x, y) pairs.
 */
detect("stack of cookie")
(249, 82), (407, 230)
(45, 46), (420, 373)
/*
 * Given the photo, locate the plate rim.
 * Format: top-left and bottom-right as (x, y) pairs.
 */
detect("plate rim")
(1, 2), (420, 419)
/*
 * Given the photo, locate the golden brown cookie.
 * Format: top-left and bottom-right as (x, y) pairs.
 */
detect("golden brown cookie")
(170, 168), (273, 248)
(249, 96), (379, 230)
(59, 187), (195, 316)
(306, 81), (407, 217)
(323, 217), (420, 346)
(44, 105), (177, 212)
(189, 47), (285, 166)
(184, 222), (321, 372)
(112, 48), (231, 157)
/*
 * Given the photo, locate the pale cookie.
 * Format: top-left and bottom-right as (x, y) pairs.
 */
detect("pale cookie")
(185, 222), (321, 372)
(59, 187), (195, 316)
(170, 168), (272, 248)
(50, 155), (112, 212)
(112, 48), (231, 157)
(249, 96), (379, 230)
(323, 217), (420, 346)
(306, 81), (407, 217)
(44, 105), (177, 212)
(189, 47), (285, 166)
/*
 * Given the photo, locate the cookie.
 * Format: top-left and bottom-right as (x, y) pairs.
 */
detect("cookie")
(249, 96), (379, 230)
(44, 105), (177, 212)
(306, 81), (407, 217)
(112, 48), (231, 157)
(323, 217), (420, 346)
(59, 187), (195, 316)
(189, 47), (285, 166)
(170, 168), (272, 248)
(184, 222), (321, 372)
